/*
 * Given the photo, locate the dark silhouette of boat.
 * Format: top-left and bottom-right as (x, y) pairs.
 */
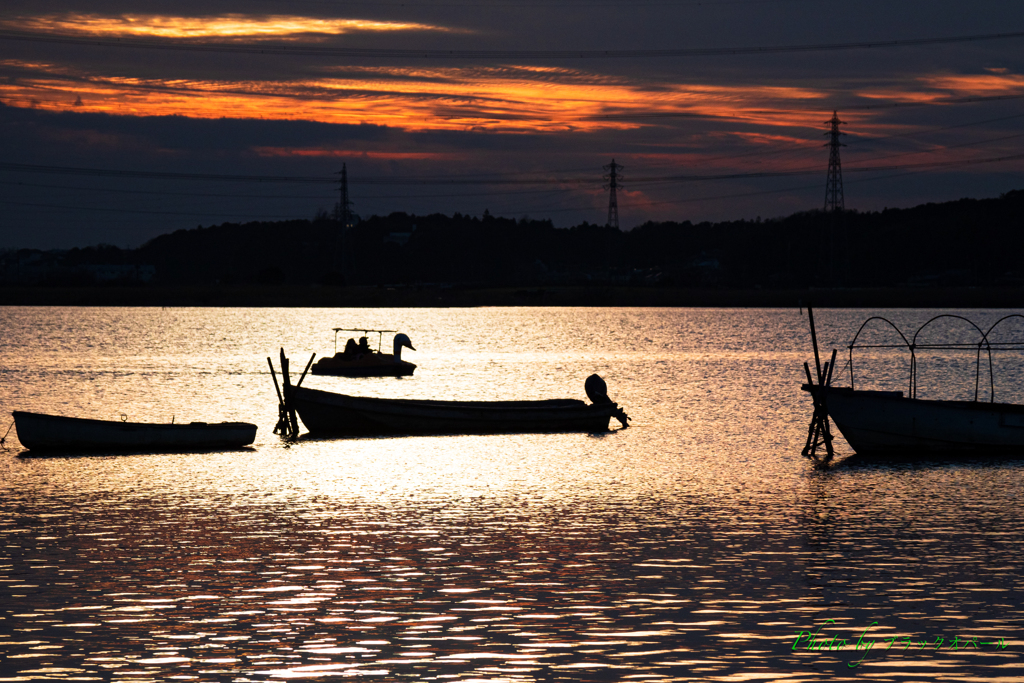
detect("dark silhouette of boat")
(288, 374), (630, 437)
(12, 411), (257, 452)
(311, 329), (416, 377)
(801, 309), (1024, 464)
(803, 386), (1024, 457)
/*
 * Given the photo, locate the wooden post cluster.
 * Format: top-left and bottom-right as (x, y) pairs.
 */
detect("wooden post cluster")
(268, 349), (315, 439)
(802, 307), (837, 467)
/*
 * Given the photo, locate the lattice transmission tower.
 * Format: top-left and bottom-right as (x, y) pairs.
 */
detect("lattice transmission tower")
(337, 163), (353, 229)
(334, 164), (353, 277)
(603, 159), (622, 229)
(824, 111), (846, 212)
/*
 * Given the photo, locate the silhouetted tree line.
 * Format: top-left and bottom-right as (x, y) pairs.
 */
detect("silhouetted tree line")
(6, 190), (1022, 289)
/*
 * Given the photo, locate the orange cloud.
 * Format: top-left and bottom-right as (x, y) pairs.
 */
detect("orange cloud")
(0, 53), (939, 149)
(922, 72), (1024, 95)
(0, 67), (843, 136)
(5, 13), (453, 38)
(0, 65), (646, 132)
(857, 70), (1024, 103)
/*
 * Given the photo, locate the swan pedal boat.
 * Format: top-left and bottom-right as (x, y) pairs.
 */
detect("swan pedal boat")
(12, 411), (257, 452)
(311, 329), (416, 378)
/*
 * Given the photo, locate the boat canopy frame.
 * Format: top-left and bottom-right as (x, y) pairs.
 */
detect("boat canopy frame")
(846, 314), (1024, 402)
(331, 328), (398, 355)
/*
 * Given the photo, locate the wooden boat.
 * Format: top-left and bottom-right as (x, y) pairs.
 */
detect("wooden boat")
(311, 329), (416, 377)
(802, 386), (1024, 456)
(12, 411), (258, 452)
(287, 375), (630, 437)
(801, 309), (1024, 463)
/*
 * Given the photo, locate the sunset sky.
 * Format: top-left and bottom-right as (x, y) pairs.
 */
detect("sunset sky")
(2, 0), (1023, 249)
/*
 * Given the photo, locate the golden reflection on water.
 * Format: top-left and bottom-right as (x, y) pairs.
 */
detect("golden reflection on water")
(1, 307), (1023, 680)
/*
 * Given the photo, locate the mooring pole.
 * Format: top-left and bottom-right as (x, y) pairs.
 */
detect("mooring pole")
(808, 306), (823, 384)
(802, 309), (836, 466)
(268, 356), (289, 435)
(296, 353), (316, 391)
(802, 364), (820, 457)
(280, 348), (299, 438)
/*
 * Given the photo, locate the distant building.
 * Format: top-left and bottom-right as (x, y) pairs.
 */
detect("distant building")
(0, 249), (69, 284)
(81, 264), (156, 283)
(384, 224), (415, 248)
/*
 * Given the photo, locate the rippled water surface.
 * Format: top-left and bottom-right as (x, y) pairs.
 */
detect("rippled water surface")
(1, 307), (1022, 681)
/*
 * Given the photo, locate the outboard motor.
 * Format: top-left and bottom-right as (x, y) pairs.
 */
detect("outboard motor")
(585, 374), (630, 428)
(585, 374), (611, 404)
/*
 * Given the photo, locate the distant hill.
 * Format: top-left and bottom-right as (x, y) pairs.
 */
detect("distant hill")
(4, 190), (1023, 290)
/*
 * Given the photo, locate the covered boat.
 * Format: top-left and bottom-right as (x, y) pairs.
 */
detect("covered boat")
(801, 309), (1024, 463)
(288, 374), (630, 437)
(802, 386), (1024, 456)
(311, 329), (416, 377)
(12, 411), (257, 452)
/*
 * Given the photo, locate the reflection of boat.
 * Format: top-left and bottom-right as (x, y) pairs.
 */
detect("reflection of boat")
(289, 374), (630, 437)
(801, 309), (1024, 462)
(12, 411), (258, 452)
(311, 328), (416, 377)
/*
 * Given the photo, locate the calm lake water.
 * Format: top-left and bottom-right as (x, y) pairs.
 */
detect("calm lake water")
(1, 306), (1022, 681)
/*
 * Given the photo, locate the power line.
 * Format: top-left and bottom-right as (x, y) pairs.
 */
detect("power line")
(477, 164), (1021, 215)
(1, 200), (305, 218)
(581, 112), (1024, 176)
(2, 28), (1023, 60)
(5, 152), (1021, 219)
(845, 131), (1024, 164)
(851, 112), (1024, 145)
(0, 179), (576, 201)
(0, 162), (594, 185)
(4, 149), (1022, 191)
(0, 163), (335, 184)
(8, 118), (1017, 200)
(1, 180), (338, 200)
(0, 162), (615, 185)
(585, 93), (1024, 122)
(615, 152), (1024, 185)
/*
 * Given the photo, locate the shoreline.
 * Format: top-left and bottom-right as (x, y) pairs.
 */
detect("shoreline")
(1, 285), (1023, 308)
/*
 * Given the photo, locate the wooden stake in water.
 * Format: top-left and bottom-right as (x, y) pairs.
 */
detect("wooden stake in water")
(802, 308), (836, 466)
(280, 348), (299, 438)
(268, 356), (289, 436)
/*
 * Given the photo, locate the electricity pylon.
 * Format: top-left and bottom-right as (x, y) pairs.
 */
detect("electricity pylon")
(824, 111), (846, 212)
(334, 164), (353, 279)
(337, 163), (352, 229)
(603, 159), (622, 229)
(823, 112), (847, 285)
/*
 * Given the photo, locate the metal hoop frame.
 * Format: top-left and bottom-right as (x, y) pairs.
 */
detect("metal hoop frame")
(846, 314), (1024, 402)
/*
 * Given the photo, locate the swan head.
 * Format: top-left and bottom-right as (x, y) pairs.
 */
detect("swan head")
(393, 333), (415, 361)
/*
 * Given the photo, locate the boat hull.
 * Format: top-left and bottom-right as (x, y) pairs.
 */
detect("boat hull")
(13, 411), (258, 452)
(812, 387), (1024, 456)
(291, 386), (617, 436)
(311, 355), (416, 377)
